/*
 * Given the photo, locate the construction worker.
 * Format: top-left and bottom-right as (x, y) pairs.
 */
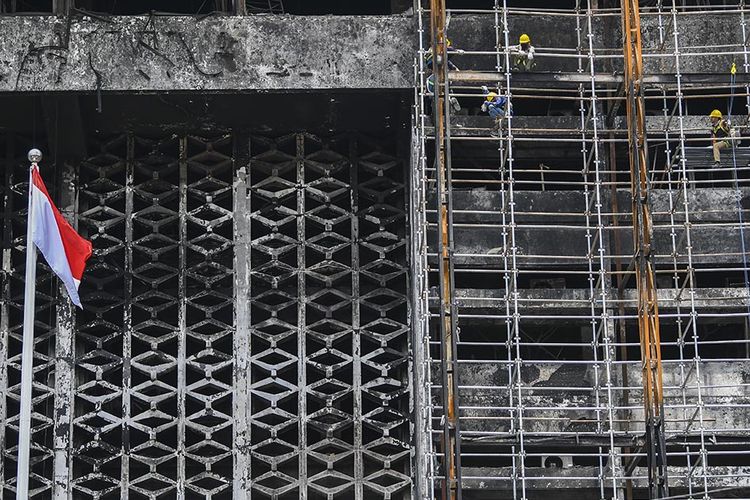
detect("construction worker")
(426, 74), (461, 115)
(481, 86), (511, 135)
(424, 39), (464, 120)
(511, 33), (536, 72)
(425, 39), (464, 71)
(709, 109), (732, 167)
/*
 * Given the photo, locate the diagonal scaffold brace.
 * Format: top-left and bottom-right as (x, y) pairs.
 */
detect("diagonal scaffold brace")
(428, 0), (463, 499)
(621, 0), (670, 497)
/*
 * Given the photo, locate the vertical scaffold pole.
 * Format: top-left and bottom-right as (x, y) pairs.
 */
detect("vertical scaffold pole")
(621, 0), (669, 497)
(428, 0), (462, 498)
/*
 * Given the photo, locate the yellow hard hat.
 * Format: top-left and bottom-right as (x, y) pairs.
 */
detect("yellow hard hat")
(486, 92), (497, 101)
(709, 109), (722, 119)
(519, 33), (531, 44)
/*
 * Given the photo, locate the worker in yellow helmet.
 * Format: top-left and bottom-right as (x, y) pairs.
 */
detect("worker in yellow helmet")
(709, 109), (732, 168)
(481, 85), (511, 136)
(511, 33), (536, 72)
(425, 38), (464, 71)
(424, 38), (464, 121)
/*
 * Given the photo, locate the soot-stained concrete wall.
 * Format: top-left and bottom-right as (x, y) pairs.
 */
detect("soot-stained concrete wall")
(0, 15), (415, 92)
(445, 12), (742, 75)
(0, 10), (740, 94)
(433, 360), (750, 436)
(427, 188), (750, 267)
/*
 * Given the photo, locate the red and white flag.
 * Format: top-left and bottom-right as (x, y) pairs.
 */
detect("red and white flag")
(30, 165), (92, 308)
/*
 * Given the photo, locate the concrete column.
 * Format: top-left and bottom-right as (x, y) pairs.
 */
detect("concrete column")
(391, 0), (412, 14)
(52, 0), (70, 15)
(52, 162), (77, 499)
(233, 131), (252, 498)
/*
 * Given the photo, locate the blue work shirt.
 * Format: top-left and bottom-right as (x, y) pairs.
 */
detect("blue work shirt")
(487, 95), (509, 112)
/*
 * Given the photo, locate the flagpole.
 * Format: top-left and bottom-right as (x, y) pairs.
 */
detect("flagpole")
(17, 148), (42, 499)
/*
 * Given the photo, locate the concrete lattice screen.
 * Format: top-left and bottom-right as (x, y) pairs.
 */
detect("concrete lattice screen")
(72, 134), (237, 497)
(0, 130), (411, 499)
(246, 133), (411, 499)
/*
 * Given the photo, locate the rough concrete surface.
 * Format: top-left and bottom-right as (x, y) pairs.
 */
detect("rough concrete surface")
(0, 11), (741, 94)
(0, 15), (414, 92)
(446, 12), (741, 75)
(431, 287), (750, 313)
(431, 361), (750, 435)
(427, 188), (750, 266)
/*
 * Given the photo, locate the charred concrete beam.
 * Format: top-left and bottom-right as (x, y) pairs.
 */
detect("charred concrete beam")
(423, 116), (590, 139)
(427, 225), (750, 267)
(460, 465), (750, 493)
(425, 115), (726, 137)
(1, 11), (738, 94)
(426, 188), (750, 267)
(449, 70), (750, 86)
(431, 361), (750, 437)
(440, 188), (750, 224)
(0, 15), (414, 92)
(447, 361), (750, 403)
(430, 287), (750, 314)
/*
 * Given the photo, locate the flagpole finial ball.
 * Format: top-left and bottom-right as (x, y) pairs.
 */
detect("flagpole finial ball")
(28, 149), (42, 163)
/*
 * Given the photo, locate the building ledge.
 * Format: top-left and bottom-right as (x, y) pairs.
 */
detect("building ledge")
(0, 15), (414, 92)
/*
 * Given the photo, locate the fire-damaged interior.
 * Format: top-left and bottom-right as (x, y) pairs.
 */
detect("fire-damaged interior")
(5, 1), (750, 499)
(0, 92), (413, 499)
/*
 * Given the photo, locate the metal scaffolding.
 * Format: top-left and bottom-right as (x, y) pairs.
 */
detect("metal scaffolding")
(414, 1), (750, 499)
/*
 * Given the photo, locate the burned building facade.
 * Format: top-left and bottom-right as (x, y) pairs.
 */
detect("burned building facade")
(1, 1), (750, 499)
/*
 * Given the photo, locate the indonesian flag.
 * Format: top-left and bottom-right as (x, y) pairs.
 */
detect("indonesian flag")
(30, 165), (92, 308)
